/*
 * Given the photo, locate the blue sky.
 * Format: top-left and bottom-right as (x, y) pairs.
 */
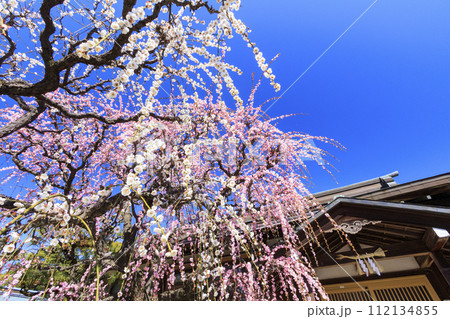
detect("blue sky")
(225, 0), (450, 192)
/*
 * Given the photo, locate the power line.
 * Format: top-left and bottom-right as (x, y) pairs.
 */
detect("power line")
(264, 0), (379, 114)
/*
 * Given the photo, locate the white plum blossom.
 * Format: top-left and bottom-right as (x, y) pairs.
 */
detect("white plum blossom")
(2, 244), (15, 254)
(98, 189), (110, 197)
(121, 185), (131, 197)
(10, 232), (20, 240)
(135, 154), (145, 164)
(106, 90), (118, 100)
(126, 173), (141, 189)
(146, 207), (156, 218)
(49, 238), (59, 247)
(138, 245), (147, 257)
(63, 214), (71, 223)
(111, 21), (120, 30)
(134, 164), (146, 174)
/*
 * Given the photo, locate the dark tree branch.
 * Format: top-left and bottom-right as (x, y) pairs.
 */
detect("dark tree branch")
(0, 1), (218, 97)
(0, 32), (16, 65)
(122, 0), (137, 18)
(60, 80), (110, 96)
(39, 0), (64, 68)
(0, 99), (46, 138)
(37, 94), (180, 124)
(63, 125), (107, 195)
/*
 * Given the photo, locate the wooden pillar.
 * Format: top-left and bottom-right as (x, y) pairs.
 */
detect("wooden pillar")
(431, 251), (450, 288)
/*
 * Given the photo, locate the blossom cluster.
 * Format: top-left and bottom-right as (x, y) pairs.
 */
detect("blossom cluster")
(0, 0), (337, 301)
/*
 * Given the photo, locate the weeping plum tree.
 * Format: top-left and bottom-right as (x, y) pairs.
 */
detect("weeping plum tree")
(0, 0), (340, 300)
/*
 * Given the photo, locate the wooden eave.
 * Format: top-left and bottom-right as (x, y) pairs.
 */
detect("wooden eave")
(297, 197), (450, 266)
(313, 171), (399, 205)
(323, 197), (450, 230)
(356, 172), (450, 202)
